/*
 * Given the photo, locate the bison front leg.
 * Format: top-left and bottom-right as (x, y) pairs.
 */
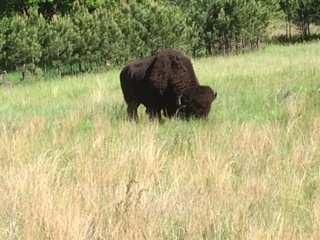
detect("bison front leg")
(148, 108), (162, 122)
(127, 102), (140, 120)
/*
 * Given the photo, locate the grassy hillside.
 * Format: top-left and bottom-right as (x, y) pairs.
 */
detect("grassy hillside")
(1, 43), (320, 239)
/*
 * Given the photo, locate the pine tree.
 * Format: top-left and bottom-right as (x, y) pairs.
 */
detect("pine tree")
(0, 17), (9, 70)
(6, 8), (43, 80)
(280, 0), (320, 38)
(39, 15), (76, 77)
(95, 6), (127, 67)
(313, 0), (320, 25)
(71, 3), (100, 72)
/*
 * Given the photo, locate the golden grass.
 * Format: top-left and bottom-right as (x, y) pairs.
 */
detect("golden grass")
(1, 43), (320, 239)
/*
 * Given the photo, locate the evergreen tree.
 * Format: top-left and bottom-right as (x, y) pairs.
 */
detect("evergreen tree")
(280, 0), (295, 37)
(280, 0), (320, 38)
(293, 0), (320, 37)
(1, 0), (310, 75)
(314, 1), (320, 25)
(95, 6), (127, 66)
(71, 3), (100, 72)
(186, 0), (278, 57)
(5, 9), (43, 79)
(0, 17), (9, 69)
(39, 16), (76, 77)
(144, 2), (185, 53)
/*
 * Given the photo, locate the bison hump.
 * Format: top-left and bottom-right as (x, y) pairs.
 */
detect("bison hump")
(148, 54), (171, 95)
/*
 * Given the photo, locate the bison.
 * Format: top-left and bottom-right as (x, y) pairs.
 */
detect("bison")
(120, 49), (217, 121)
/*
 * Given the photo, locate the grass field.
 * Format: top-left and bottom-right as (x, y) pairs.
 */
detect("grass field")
(1, 42), (320, 239)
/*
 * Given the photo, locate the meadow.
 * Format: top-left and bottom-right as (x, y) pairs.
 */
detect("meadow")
(1, 42), (320, 239)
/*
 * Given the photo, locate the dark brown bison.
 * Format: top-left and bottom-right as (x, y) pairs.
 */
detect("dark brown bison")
(120, 49), (217, 121)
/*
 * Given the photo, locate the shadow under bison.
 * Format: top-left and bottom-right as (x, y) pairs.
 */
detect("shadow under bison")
(120, 49), (217, 121)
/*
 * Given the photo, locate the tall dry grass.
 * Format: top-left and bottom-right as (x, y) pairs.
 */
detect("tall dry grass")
(1, 43), (320, 239)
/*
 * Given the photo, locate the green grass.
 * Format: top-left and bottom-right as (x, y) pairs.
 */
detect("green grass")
(1, 43), (320, 239)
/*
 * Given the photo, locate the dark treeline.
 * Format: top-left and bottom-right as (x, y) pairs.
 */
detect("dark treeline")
(0, 0), (319, 79)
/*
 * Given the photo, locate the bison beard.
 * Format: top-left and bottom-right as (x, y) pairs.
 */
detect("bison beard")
(120, 49), (217, 121)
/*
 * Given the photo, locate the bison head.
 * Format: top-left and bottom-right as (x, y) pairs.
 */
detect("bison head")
(176, 86), (217, 119)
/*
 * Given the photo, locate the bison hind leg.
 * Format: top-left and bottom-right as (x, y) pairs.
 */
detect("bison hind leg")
(127, 101), (140, 120)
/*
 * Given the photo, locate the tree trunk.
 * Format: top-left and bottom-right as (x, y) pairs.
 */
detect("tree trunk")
(22, 64), (27, 81)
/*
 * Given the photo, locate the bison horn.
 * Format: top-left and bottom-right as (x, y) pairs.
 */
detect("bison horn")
(177, 95), (182, 106)
(213, 91), (217, 100)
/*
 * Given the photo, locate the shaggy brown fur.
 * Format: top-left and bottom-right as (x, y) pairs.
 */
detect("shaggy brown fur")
(120, 49), (217, 120)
